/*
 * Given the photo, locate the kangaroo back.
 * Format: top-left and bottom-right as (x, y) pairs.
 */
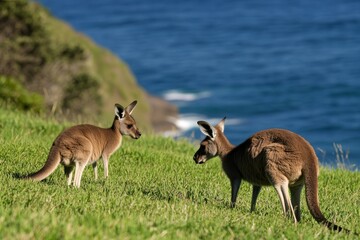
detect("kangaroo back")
(24, 145), (61, 181)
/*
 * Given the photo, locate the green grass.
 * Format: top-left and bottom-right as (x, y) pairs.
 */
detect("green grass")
(0, 108), (359, 239)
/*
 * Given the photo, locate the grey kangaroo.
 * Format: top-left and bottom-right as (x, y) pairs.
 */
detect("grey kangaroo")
(193, 117), (353, 233)
(21, 100), (141, 188)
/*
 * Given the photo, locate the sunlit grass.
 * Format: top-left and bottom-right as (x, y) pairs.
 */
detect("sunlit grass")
(0, 108), (359, 239)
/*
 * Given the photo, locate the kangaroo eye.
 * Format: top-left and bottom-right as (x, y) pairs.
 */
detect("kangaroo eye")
(127, 124), (133, 129)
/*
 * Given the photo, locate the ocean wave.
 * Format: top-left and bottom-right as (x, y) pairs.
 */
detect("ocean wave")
(163, 90), (211, 102)
(168, 114), (243, 133)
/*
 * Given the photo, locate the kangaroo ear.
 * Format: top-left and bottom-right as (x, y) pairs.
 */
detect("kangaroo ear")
(197, 120), (216, 140)
(115, 104), (126, 119)
(216, 117), (226, 133)
(125, 100), (137, 115)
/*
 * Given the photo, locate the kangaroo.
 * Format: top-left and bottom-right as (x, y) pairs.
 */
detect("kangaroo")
(193, 117), (352, 233)
(21, 100), (141, 188)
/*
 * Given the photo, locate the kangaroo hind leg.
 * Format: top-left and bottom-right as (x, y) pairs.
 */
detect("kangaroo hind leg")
(290, 184), (303, 222)
(274, 181), (297, 223)
(264, 144), (297, 222)
(72, 139), (92, 188)
(73, 161), (88, 188)
(64, 166), (74, 186)
(92, 162), (98, 181)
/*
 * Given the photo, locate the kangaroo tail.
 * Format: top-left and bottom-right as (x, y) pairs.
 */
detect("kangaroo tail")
(304, 160), (351, 234)
(22, 147), (61, 181)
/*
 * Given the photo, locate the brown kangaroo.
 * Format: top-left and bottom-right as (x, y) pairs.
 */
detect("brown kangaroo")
(193, 117), (352, 233)
(21, 101), (141, 188)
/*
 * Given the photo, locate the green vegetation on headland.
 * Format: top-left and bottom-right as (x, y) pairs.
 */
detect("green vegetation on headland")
(0, 105), (359, 239)
(0, 0), (176, 132)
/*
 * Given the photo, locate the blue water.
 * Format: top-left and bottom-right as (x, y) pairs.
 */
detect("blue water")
(39, 0), (360, 167)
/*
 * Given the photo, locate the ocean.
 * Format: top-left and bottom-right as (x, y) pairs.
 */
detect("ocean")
(39, 0), (360, 167)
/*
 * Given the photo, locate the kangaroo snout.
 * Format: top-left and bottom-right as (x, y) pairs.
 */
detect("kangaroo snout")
(134, 131), (142, 139)
(193, 153), (205, 164)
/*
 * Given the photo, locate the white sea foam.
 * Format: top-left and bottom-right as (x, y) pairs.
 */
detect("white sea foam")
(174, 114), (205, 131)
(163, 114), (244, 137)
(163, 90), (211, 102)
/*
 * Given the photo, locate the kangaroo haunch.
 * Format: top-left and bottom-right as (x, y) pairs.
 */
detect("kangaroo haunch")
(21, 100), (141, 188)
(193, 117), (353, 233)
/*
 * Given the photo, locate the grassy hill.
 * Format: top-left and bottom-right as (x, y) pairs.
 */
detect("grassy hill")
(0, 0), (176, 132)
(0, 107), (359, 239)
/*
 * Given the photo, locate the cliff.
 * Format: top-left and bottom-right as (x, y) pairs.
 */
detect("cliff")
(0, 0), (177, 132)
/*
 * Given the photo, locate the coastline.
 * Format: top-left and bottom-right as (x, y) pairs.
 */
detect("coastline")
(147, 95), (179, 134)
